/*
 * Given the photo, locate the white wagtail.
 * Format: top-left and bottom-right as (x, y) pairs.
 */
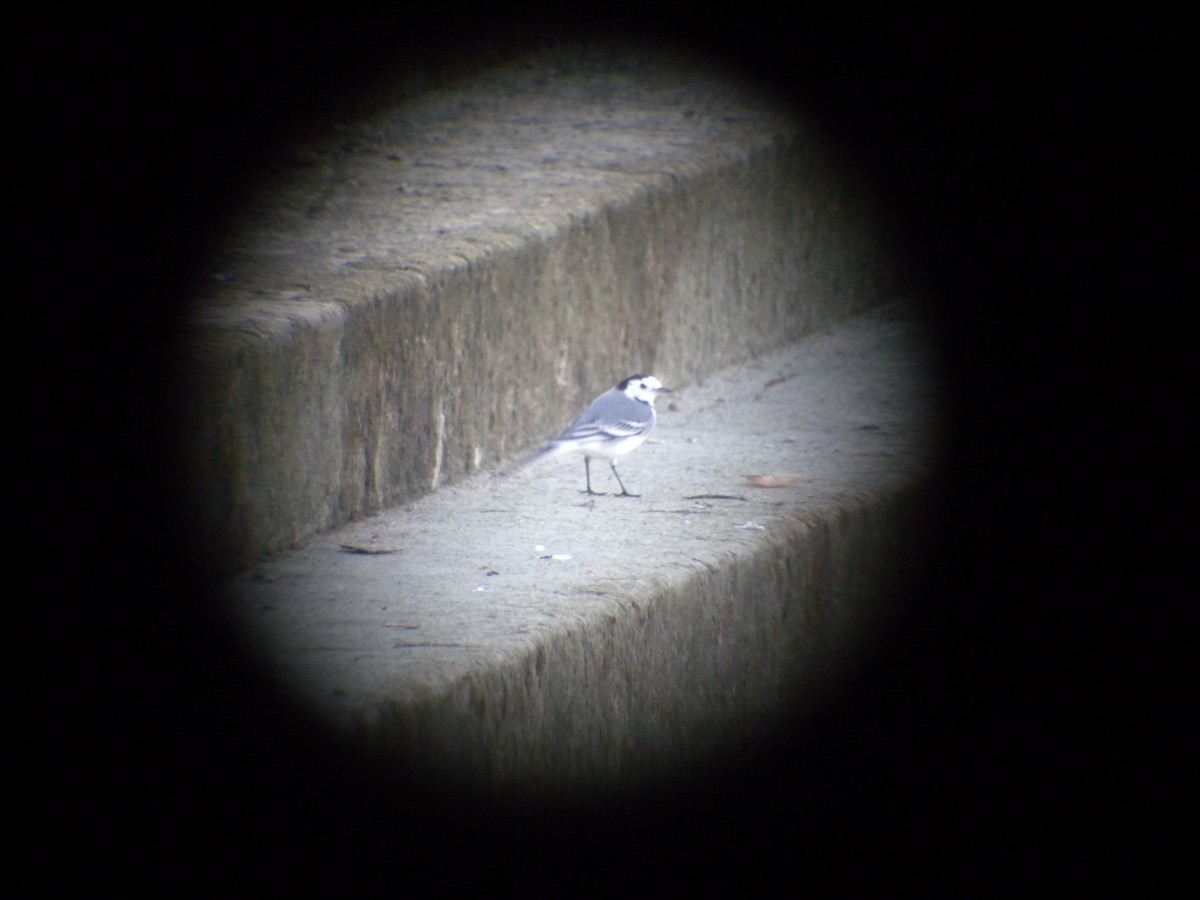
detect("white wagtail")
(519, 374), (671, 497)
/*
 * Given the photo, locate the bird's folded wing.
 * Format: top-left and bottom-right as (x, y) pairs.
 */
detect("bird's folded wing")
(560, 416), (649, 442)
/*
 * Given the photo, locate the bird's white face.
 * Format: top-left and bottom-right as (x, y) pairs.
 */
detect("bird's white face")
(620, 374), (670, 405)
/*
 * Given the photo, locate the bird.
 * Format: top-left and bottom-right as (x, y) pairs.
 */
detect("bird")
(518, 374), (671, 496)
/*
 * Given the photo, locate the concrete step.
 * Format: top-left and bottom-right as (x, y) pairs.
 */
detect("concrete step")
(180, 43), (936, 801)
(223, 305), (939, 800)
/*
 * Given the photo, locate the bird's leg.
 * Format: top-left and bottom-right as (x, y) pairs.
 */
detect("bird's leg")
(610, 460), (639, 498)
(582, 456), (605, 496)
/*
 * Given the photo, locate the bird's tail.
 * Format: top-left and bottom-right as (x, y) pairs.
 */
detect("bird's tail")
(498, 441), (570, 478)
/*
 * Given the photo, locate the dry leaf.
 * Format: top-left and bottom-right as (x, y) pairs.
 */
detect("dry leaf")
(743, 474), (804, 487)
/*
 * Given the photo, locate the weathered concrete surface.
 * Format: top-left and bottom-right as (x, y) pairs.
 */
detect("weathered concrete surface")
(223, 303), (940, 801)
(179, 44), (895, 574)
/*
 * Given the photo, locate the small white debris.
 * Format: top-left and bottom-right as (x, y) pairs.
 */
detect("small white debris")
(473, 585), (494, 592)
(551, 554), (572, 561)
(735, 520), (765, 530)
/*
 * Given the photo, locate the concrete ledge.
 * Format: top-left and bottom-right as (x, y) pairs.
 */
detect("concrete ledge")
(223, 306), (940, 800)
(179, 45), (894, 574)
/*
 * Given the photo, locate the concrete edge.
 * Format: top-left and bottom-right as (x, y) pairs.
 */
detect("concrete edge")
(348, 479), (934, 801)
